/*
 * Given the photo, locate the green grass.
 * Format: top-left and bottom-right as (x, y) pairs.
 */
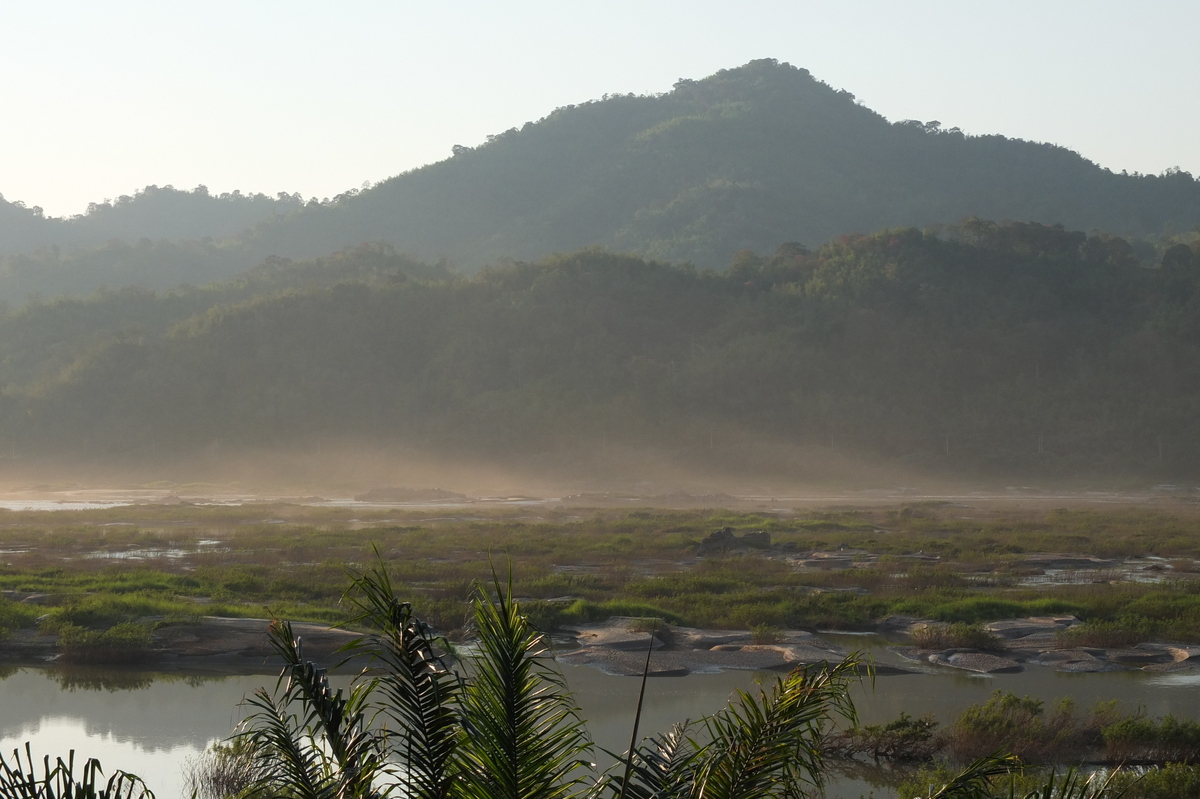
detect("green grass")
(1, 503), (1200, 640)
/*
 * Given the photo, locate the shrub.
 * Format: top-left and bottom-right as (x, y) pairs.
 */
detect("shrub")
(911, 622), (1005, 651)
(1109, 763), (1200, 798)
(1057, 619), (1153, 649)
(751, 623), (783, 644)
(0, 598), (41, 632)
(1103, 715), (1200, 763)
(183, 739), (263, 799)
(948, 691), (1104, 764)
(56, 622), (155, 664)
(824, 712), (942, 762)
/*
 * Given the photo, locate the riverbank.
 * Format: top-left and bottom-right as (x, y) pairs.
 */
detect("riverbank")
(6, 611), (1196, 680)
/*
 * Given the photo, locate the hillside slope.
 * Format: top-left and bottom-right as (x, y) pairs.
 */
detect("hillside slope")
(6, 223), (1200, 479)
(248, 58), (1200, 269)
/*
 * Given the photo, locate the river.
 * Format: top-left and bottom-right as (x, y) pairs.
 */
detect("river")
(3, 637), (1199, 798)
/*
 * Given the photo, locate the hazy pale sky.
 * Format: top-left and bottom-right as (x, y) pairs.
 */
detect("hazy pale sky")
(1, 0), (1197, 217)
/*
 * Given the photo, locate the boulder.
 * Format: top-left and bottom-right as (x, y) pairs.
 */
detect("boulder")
(741, 531), (772, 548)
(696, 527), (737, 555)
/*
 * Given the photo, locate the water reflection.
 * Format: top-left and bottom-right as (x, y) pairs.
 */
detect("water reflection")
(3, 650), (1199, 799)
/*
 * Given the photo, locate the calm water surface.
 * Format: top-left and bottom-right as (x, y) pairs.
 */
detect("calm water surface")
(2, 642), (1198, 799)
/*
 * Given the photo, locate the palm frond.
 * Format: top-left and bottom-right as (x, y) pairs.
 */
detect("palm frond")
(344, 559), (462, 799)
(605, 723), (700, 799)
(0, 744), (154, 799)
(239, 619), (384, 799)
(919, 754), (1019, 799)
(454, 571), (593, 799)
(692, 655), (862, 799)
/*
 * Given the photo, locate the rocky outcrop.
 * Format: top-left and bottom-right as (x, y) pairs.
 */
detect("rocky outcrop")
(557, 618), (858, 676)
(695, 527), (771, 555)
(984, 616), (1078, 639)
(928, 651), (1023, 673)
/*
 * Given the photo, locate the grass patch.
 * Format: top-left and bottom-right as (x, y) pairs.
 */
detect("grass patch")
(56, 621), (154, 664)
(911, 623), (1005, 651)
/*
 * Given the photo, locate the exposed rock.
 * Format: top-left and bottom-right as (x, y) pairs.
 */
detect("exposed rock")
(930, 651), (1023, 673)
(573, 619), (667, 651)
(674, 628), (755, 648)
(1165, 645), (1200, 662)
(695, 527), (772, 554)
(877, 615), (928, 631)
(153, 617), (363, 670)
(890, 646), (929, 663)
(1025, 648), (1126, 672)
(1055, 659), (1130, 673)
(741, 531), (772, 548)
(1004, 631), (1061, 650)
(1142, 659), (1200, 673)
(558, 621), (850, 676)
(696, 527), (737, 554)
(556, 647), (692, 677)
(984, 617), (1078, 639)
(1024, 554), (1119, 570)
(1105, 647), (1174, 665)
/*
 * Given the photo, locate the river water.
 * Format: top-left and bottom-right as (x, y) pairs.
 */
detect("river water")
(3, 639), (1199, 799)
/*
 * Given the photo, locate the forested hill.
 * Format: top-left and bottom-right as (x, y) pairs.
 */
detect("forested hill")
(2, 59), (1199, 303)
(4, 221), (1200, 479)
(0, 185), (302, 255)
(228, 58), (1200, 269)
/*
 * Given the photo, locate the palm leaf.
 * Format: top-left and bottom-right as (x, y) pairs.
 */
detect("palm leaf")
(343, 559), (462, 799)
(239, 619), (384, 799)
(0, 744), (154, 799)
(605, 723), (700, 799)
(454, 571), (593, 799)
(691, 655), (862, 799)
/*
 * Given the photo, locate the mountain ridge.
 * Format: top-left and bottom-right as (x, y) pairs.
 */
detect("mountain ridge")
(0, 59), (1196, 302)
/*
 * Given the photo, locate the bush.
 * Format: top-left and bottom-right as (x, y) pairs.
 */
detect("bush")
(751, 623), (783, 644)
(184, 739), (263, 799)
(948, 691), (1108, 764)
(56, 622), (155, 664)
(1103, 715), (1200, 763)
(1109, 763), (1200, 798)
(824, 712), (941, 762)
(1057, 619), (1153, 648)
(0, 598), (41, 632)
(911, 622), (1005, 651)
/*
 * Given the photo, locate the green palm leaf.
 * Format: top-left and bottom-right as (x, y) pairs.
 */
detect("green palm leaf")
(606, 723), (700, 799)
(0, 745), (153, 799)
(691, 655), (861, 799)
(240, 620), (384, 799)
(344, 560), (462, 799)
(454, 572), (593, 799)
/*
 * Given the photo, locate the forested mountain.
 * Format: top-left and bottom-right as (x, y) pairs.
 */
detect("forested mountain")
(256, 59), (1198, 270)
(2, 59), (1198, 303)
(4, 222), (1200, 479)
(0, 186), (305, 300)
(0, 185), (301, 255)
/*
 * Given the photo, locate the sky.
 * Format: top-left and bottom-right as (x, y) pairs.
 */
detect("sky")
(1, 0), (1197, 217)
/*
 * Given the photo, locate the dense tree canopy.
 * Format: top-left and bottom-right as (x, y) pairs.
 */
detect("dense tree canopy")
(3, 223), (1199, 479)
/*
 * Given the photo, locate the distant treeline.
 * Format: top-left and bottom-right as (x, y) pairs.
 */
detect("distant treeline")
(3, 222), (1200, 478)
(2, 59), (1199, 303)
